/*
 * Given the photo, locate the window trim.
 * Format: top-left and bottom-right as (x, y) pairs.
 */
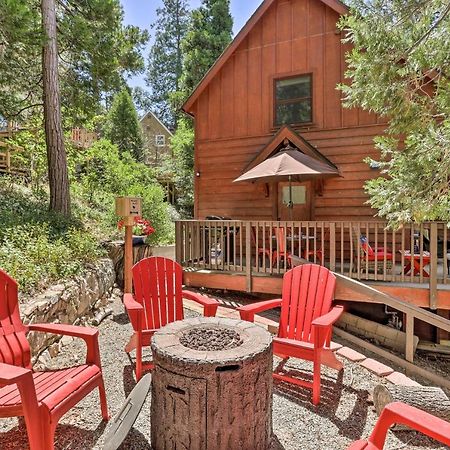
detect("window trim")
(155, 134), (166, 147)
(273, 73), (313, 128)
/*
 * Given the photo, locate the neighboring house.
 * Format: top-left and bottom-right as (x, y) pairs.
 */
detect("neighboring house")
(71, 128), (98, 149)
(140, 111), (173, 168)
(140, 111), (176, 204)
(182, 0), (386, 221)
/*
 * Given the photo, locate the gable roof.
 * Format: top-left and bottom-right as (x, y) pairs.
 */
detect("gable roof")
(183, 0), (348, 114)
(140, 111), (173, 136)
(244, 125), (339, 173)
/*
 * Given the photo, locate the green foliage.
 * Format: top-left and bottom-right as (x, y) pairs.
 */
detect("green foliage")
(77, 139), (173, 243)
(169, 117), (195, 216)
(0, 178), (104, 293)
(169, 0), (233, 216)
(147, 0), (190, 128)
(180, 0), (233, 95)
(0, 0), (148, 124)
(103, 89), (144, 161)
(339, 0), (450, 226)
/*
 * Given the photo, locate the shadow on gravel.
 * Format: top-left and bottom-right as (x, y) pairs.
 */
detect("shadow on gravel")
(273, 370), (369, 442)
(119, 427), (152, 449)
(270, 434), (287, 449)
(112, 312), (130, 325)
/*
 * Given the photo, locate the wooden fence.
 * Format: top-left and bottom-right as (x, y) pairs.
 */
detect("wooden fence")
(176, 220), (450, 308)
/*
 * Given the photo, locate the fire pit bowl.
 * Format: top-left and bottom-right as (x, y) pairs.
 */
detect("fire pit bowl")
(151, 317), (273, 450)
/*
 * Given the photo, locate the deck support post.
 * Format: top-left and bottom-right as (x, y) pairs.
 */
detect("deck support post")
(405, 313), (414, 362)
(175, 221), (182, 264)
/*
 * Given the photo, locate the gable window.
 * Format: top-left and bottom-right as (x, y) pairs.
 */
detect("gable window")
(274, 74), (312, 126)
(155, 135), (165, 147)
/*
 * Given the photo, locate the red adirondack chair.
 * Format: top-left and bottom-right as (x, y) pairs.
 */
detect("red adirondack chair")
(238, 264), (343, 405)
(272, 226), (292, 268)
(0, 269), (108, 450)
(347, 402), (450, 449)
(124, 257), (220, 380)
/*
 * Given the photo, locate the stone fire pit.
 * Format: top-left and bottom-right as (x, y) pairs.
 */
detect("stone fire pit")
(151, 317), (273, 450)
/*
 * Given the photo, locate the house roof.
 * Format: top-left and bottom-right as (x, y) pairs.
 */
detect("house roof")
(244, 125), (339, 173)
(140, 111), (173, 136)
(183, 0), (348, 114)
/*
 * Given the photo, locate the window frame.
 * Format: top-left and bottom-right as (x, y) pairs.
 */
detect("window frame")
(155, 134), (166, 147)
(273, 73), (313, 128)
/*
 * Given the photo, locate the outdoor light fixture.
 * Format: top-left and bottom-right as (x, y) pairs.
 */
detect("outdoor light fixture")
(196, 171), (201, 177)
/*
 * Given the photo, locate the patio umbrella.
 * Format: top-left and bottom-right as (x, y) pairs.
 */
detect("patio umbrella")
(233, 144), (340, 219)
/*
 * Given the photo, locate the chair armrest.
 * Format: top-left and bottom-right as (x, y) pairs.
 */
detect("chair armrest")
(124, 293), (143, 311)
(124, 293), (144, 332)
(237, 299), (282, 322)
(312, 306), (344, 328)
(0, 362), (32, 384)
(369, 402), (450, 449)
(29, 323), (101, 366)
(29, 323), (97, 338)
(182, 290), (219, 317)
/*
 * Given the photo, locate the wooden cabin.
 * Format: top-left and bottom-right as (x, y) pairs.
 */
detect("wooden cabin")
(182, 0), (386, 222)
(176, 0), (450, 346)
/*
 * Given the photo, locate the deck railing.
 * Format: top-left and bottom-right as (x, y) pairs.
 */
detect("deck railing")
(176, 220), (450, 307)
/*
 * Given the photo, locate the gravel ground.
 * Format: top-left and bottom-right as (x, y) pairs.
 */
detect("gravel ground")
(1, 292), (448, 450)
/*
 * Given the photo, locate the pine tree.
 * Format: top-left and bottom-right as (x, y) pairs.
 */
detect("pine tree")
(171, 0), (233, 216)
(147, 0), (190, 129)
(104, 88), (144, 162)
(0, 0), (148, 216)
(339, 0), (450, 225)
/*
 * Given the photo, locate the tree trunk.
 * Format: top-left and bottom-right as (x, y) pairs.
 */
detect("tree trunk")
(42, 0), (71, 216)
(373, 384), (450, 426)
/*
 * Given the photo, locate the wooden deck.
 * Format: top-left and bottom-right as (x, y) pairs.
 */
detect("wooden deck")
(176, 220), (450, 310)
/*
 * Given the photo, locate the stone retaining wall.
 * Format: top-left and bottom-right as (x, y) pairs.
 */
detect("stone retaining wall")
(21, 258), (116, 362)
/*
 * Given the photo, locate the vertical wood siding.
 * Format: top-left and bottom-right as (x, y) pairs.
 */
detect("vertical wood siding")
(193, 0), (387, 220)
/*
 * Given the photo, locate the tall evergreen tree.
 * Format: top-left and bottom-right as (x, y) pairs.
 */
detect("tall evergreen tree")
(104, 88), (144, 162)
(171, 0), (233, 216)
(0, 0), (148, 215)
(339, 0), (450, 225)
(147, 0), (190, 129)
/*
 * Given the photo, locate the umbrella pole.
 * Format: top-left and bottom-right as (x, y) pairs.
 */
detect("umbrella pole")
(289, 175), (293, 221)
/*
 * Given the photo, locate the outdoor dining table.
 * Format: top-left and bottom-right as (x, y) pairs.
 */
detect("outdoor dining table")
(399, 250), (431, 277)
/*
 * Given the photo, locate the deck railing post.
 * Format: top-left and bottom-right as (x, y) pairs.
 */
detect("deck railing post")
(245, 222), (252, 293)
(429, 222), (438, 310)
(175, 221), (182, 264)
(329, 222), (336, 272)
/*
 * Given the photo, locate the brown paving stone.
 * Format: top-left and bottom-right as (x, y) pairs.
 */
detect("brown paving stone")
(385, 371), (421, 386)
(360, 358), (394, 377)
(336, 346), (366, 362)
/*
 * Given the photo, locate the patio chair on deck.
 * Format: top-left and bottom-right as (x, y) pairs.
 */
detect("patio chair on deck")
(238, 264), (344, 405)
(124, 257), (220, 380)
(347, 402), (450, 449)
(352, 229), (393, 273)
(0, 269), (108, 450)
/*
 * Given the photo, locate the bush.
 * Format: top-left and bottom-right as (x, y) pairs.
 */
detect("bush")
(76, 139), (174, 243)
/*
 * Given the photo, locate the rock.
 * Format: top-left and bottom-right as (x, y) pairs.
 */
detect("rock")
(19, 258), (116, 359)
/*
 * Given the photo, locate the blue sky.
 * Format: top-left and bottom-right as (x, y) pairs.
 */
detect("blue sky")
(121, 0), (262, 88)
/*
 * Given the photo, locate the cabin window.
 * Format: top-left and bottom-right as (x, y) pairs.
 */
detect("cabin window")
(155, 135), (165, 147)
(274, 75), (312, 126)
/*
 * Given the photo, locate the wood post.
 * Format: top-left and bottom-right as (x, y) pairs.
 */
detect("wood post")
(246, 223), (252, 292)
(405, 313), (414, 362)
(124, 217), (133, 294)
(329, 222), (336, 271)
(175, 221), (182, 263)
(429, 222), (438, 310)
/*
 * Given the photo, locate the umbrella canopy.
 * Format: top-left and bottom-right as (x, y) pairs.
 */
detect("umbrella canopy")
(233, 148), (340, 184)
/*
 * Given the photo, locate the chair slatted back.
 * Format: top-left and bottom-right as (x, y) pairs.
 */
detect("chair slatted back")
(278, 264), (336, 343)
(132, 257), (184, 330)
(0, 270), (31, 368)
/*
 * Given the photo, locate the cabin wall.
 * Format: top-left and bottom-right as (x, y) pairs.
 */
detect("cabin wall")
(193, 0), (386, 220)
